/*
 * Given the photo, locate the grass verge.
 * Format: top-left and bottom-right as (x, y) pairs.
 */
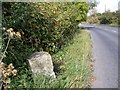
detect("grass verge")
(99, 24), (120, 27)
(33, 29), (93, 88)
(109, 24), (120, 27)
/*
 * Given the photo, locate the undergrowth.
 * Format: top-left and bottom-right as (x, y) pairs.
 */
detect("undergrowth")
(2, 29), (93, 88)
(33, 29), (93, 88)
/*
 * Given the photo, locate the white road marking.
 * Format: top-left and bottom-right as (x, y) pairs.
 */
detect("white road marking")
(102, 29), (117, 33)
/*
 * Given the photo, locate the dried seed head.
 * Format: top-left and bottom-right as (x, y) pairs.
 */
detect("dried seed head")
(0, 62), (4, 67)
(6, 69), (11, 74)
(3, 78), (10, 84)
(12, 69), (17, 76)
(16, 32), (21, 38)
(13, 32), (15, 35)
(0, 67), (3, 71)
(8, 63), (14, 69)
(0, 62), (4, 71)
(0, 67), (4, 71)
(6, 72), (10, 76)
(6, 28), (13, 33)
(3, 72), (8, 78)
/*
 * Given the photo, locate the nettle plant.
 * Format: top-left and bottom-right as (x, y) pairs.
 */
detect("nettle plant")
(0, 28), (21, 89)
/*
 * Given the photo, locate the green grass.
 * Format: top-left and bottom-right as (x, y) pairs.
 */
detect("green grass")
(109, 24), (120, 27)
(4, 29), (93, 89)
(33, 29), (93, 88)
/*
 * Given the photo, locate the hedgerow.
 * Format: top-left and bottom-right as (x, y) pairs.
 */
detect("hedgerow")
(2, 2), (89, 88)
(2, 2), (88, 67)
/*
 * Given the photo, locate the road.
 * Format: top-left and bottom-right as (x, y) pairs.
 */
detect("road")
(87, 25), (118, 88)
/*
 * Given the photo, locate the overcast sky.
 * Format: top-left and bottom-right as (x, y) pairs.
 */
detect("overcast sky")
(96, 0), (119, 13)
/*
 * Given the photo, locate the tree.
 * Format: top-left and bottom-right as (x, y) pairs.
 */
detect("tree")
(97, 11), (118, 24)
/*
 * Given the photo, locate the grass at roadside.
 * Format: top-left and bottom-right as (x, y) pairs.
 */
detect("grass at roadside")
(109, 24), (120, 27)
(33, 29), (93, 88)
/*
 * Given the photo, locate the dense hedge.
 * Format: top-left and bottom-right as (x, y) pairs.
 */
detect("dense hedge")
(2, 2), (88, 67)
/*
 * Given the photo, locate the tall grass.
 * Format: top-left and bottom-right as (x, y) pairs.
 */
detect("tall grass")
(33, 29), (93, 88)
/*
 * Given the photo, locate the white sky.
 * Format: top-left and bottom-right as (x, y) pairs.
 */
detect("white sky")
(96, 0), (119, 13)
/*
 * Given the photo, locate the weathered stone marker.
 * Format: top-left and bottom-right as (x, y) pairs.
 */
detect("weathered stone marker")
(28, 51), (56, 78)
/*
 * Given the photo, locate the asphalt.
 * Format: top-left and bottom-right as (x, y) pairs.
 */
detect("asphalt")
(87, 25), (118, 88)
